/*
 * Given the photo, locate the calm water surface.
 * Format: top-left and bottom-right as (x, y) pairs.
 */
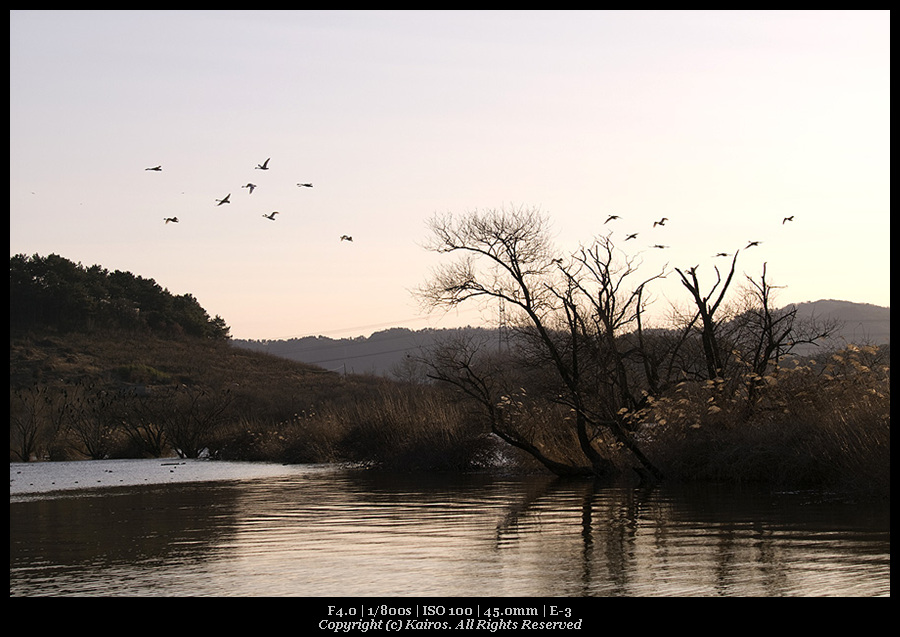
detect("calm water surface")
(9, 459), (890, 597)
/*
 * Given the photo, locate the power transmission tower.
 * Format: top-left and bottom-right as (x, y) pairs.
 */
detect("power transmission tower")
(498, 296), (506, 350)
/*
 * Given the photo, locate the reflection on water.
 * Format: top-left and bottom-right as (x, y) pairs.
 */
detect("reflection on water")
(10, 464), (890, 597)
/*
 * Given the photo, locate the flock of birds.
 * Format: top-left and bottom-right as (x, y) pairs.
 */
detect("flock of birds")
(149, 159), (792, 257)
(148, 158), (352, 242)
(600, 211), (795, 265)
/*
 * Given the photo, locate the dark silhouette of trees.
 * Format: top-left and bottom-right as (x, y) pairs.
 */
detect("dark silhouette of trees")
(731, 263), (839, 408)
(155, 385), (235, 459)
(65, 382), (120, 460)
(9, 253), (230, 339)
(418, 206), (845, 483)
(419, 206), (666, 481)
(674, 253), (740, 380)
(10, 385), (68, 462)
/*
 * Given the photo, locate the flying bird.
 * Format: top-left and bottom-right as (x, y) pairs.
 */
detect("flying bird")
(605, 215), (620, 223)
(262, 211), (279, 221)
(216, 194), (231, 206)
(625, 233), (639, 241)
(164, 217), (179, 224)
(340, 235), (353, 242)
(713, 252), (730, 257)
(297, 183), (313, 188)
(651, 244), (669, 249)
(242, 183), (257, 194)
(783, 216), (794, 224)
(653, 217), (668, 227)
(746, 240), (761, 248)
(255, 158), (270, 170)
(145, 165), (162, 171)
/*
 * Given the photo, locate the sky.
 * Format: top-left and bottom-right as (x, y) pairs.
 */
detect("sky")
(10, 10), (890, 341)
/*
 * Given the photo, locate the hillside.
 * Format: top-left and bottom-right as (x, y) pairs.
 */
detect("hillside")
(8, 329), (378, 409)
(234, 300), (890, 376)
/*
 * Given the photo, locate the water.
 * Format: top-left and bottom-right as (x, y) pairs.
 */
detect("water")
(10, 459), (890, 597)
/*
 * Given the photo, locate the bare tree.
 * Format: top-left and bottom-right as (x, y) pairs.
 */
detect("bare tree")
(674, 253), (741, 380)
(10, 385), (67, 462)
(156, 385), (234, 458)
(65, 382), (119, 460)
(561, 235), (667, 412)
(424, 332), (593, 476)
(117, 388), (170, 457)
(420, 206), (664, 480)
(734, 263), (838, 405)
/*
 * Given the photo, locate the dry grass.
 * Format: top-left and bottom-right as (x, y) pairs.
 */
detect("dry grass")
(633, 345), (890, 498)
(10, 331), (889, 497)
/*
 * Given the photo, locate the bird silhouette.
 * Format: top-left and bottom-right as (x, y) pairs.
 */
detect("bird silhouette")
(255, 158), (270, 170)
(653, 217), (668, 227)
(605, 215), (620, 223)
(262, 211), (279, 220)
(340, 235), (353, 242)
(242, 183), (257, 194)
(746, 240), (761, 248)
(625, 233), (639, 241)
(164, 217), (179, 224)
(297, 183), (313, 188)
(651, 244), (669, 249)
(216, 194), (231, 206)
(713, 252), (729, 257)
(783, 216), (794, 224)
(145, 165), (162, 171)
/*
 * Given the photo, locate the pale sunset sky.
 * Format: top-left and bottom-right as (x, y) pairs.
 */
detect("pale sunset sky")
(10, 10), (890, 339)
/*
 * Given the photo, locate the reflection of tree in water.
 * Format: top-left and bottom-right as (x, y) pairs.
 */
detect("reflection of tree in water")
(490, 480), (889, 596)
(493, 478), (657, 596)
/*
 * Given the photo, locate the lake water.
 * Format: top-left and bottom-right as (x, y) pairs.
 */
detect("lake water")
(10, 459), (890, 597)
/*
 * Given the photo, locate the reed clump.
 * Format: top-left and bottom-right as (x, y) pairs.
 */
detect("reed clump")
(636, 345), (890, 498)
(330, 383), (499, 471)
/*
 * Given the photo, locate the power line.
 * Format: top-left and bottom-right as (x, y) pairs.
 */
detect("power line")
(248, 307), (485, 342)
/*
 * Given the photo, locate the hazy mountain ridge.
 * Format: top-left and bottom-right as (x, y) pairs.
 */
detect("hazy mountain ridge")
(233, 300), (889, 376)
(791, 299), (890, 347)
(234, 326), (497, 377)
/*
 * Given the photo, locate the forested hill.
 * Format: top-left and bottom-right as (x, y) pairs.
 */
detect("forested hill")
(10, 254), (230, 339)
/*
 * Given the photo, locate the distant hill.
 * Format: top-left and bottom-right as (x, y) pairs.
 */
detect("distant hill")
(790, 299), (890, 349)
(233, 300), (889, 376)
(234, 326), (498, 378)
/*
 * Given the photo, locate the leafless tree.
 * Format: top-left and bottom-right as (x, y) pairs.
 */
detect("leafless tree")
(424, 331), (593, 476)
(675, 252), (741, 380)
(10, 385), (68, 462)
(117, 389), (171, 457)
(734, 263), (839, 405)
(65, 382), (119, 460)
(420, 206), (664, 480)
(156, 385), (234, 458)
